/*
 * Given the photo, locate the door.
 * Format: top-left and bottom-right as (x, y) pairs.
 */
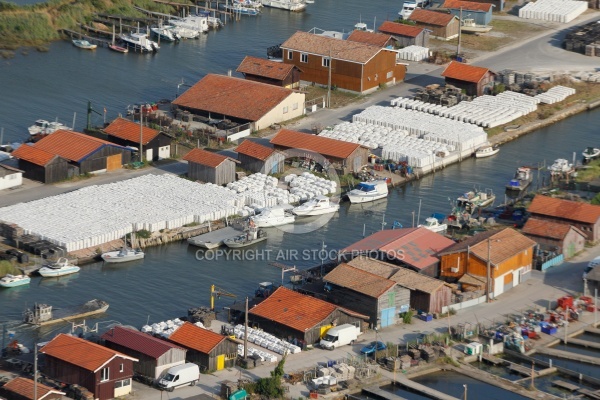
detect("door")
(145, 148), (153, 161)
(106, 154), (122, 171)
(216, 354), (225, 371)
(380, 307), (396, 327)
(271, 160), (279, 174)
(494, 276), (505, 298)
(320, 324), (332, 339)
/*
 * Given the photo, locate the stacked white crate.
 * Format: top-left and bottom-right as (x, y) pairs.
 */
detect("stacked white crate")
(141, 318), (186, 338)
(233, 325), (301, 356)
(398, 45), (429, 62)
(518, 0), (587, 22)
(534, 85), (576, 104)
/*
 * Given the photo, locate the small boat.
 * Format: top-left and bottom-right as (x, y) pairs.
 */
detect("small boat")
(119, 32), (159, 53)
(506, 167), (533, 191)
(582, 147), (600, 164)
(292, 195), (339, 216)
(456, 188), (496, 214)
(109, 25), (129, 53)
(261, 0), (306, 11)
(223, 225), (267, 248)
(151, 25), (178, 42)
(549, 158), (574, 175)
(251, 205), (295, 228)
(220, 3), (260, 15)
(23, 299), (109, 326)
(101, 247), (144, 263)
(461, 18), (493, 33)
(28, 119), (69, 136)
(418, 217), (448, 233)
(72, 39), (97, 50)
(0, 274), (31, 288)
(38, 258), (80, 277)
(347, 180), (389, 204)
(475, 143), (499, 158)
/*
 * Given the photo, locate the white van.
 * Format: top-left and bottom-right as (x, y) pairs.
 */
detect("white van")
(157, 363), (200, 392)
(319, 324), (359, 350)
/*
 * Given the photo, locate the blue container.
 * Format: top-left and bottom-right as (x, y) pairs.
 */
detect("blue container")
(421, 314), (433, 322)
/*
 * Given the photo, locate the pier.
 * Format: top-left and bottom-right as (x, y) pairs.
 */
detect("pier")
(187, 226), (242, 248)
(552, 380), (579, 392)
(394, 378), (460, 400)
(534, 347), (600, 366)
(562, 338), (600, 350)
(508, 363), (538, 377)
(363, 386), (408, 400)
(584, 327), (600, 335)
(579, 388), (600, 400)
(481, 354), (504, 365)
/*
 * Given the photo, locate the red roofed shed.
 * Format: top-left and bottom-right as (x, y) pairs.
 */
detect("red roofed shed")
(408, 9), (460, 40)
(236, 56), (302, 89)
(378, 21), (429, 48)
(236, 139), (285, 174)
(522, 217), (586, 259)
(1, 377), (65, 400)
(183, 148), (238, 185)
(103, 117), (173, 161)
(346, 30), (396, 48)
(443, 0), (494, 25)
(10, 145), (68, 183)
(441, 61), (496, 96)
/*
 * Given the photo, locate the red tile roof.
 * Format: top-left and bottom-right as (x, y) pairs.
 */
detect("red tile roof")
(324, 263), (396, 298)
(11, 144), (60, 166)
(236, 140), (276, 161)
(409, 9), (457, 26)
(41, 334), (138, 372)
(183, 148), (232, 168)
(271, 129), (362, 160)
(522, 217), (586, 240)
(249, 287), (367, 332)
(173, 74), (295, 122)
(442, 61), (492, 83)
(443, 0), (493, 12)
(34, 130), (121, 163)
(466, 228), (536, 266)
(281, 31), (385, 64)
(341, 227), (455, 270)
(104, 117), (159, 145)
(236, 56), (297, 81)
(346, 30), (394, 48)
(528, 195), (600, 224)
(101, 326), (185, 359)
(168, 322), (225, 354)
(378, 21), (425, 38)
(4, 377), (65, 400)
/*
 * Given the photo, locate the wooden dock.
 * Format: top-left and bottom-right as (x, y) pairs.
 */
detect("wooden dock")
(481, 354), (504, 365)
(552, 380), (579, 392)
(61, 29), (112, 48)
(394, 378), (460, 400)
(563, 338), (600, 350)
(507, 363), (537, 377)
(579, 388), (600, 400)
(187, 226), (241, 248)
(584, 327), (600, 336)
(363, 386), (408, 400)
(534, 347), (600, 366)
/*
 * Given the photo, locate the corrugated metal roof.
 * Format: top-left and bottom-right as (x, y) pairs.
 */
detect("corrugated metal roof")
(522, 217), (583, 240)
(443, 0), (493, 12)
(101, 326), (185, 359)
(168, 322), (225, 354)
(0, 163), (24, 173)
(183, 148), (230, 168)
(172, 74), (295, 122)
(409, 9), (457, 26)
(324, 263), (396, 298)
(34, 130), (120, 163)
(528, 195), (600, 224)
(236, 140), (276, 161)
(467, 228), (537, 265)
(270, 129), (362, 159)
(442, 61), (492, 83)
(4, 377), (65, 399)
(11, 144), (59, 166)
(236, 56), (297, 81)
(346, 30), (393, 48)
(280, 31), (384, 64)
(378, 21), (425, 38)
(41, 334), (138, 372)
(104, 117), (159, 145)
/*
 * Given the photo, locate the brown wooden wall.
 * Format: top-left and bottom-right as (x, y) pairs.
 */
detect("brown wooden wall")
(238, 152), (285, 174)
(529, 214), (600, 242)
(188, 160), (236, 185)
(103, 341), (186, 379)
(184, 339), (238, 371)
(361, 51), (407, 92)
(18, 158), (69, 184)
(408, 286), (452, 314)
(439, 251), (470, 280)
(414, 18), (459, 40)
(78, 145), (131, 174)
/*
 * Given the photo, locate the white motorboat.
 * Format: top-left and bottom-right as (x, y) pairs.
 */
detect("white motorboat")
(169, 25), (200, 39)
(293, 196), (339, 216)
(261, 0), (306, 11)
(0, 274), (31, 288)
(38, 258), (80, 277)
(28, 119), (69, 136)
(461, 18), (493, 33)
(583, 147), (600, 164)
(251, 205), (295, 228)
(347, 180), (389, 204)
(549, 158), (573, 175)
(418, 217), (448, 233)
(150, 25), (178, 42)
(170, 15), (209, 33)
(456, 188), (496, 214)
(119, 32), (159, 53)
(506, 167), (533, 191)
(72, 39), (98, 50)
(475, 143), (499, 158)
(101, 247), (145, 263)
(223, 225), (267, 248)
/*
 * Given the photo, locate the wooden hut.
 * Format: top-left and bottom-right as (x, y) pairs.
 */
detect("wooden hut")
(236, 56), (302, 89)
(443, 0), (494, 26)
(0, 377), (65, 400)
(0, 163), (23, 190)
(11, 145), (69, 184)
(235, 140), (285, 174)
(101, 326), (187, 379)
(378, 21), (430, 48)
(103, 117), (173, 161)
(441, 61), (496, 96)
(408, 9), (460, 40)
(522, 217), (586, 259)
(183, 148), (238, 185)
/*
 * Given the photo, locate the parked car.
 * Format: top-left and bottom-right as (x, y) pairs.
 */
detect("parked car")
(360, 341), (386, 355)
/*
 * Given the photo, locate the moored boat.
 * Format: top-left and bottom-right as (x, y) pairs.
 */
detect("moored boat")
(23, 299), (109, 326)
(292, 195), (339, 216)
(251, 205), (295, 228)
(582, 147), (600, 164)
(549, 158), (573, 175)
(475, 143), (499, 158)
(223, 225), (267, 248)
(506, 166), (533, 191)
(347, 180), (389, 204)
(220, 3), (260, 15)
(28, 119), (69, 136)
(119, 32), (159, 53)
(38, 258), (80, 277)
(0, 274), (31, 288)
(109, 44), (129, 53)
(150, 25), (178, 42)
(418, 217), (448, 233)
(101, 247), (145, 263)
(72, 39), (97, 50)
(261, 0), (306, 11)
(456, 188), (496, 214)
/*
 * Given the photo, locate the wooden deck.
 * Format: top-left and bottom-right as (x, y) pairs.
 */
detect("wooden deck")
(363, 386), (408, 400)
(508, 363), (537, 377)
(552, 380), (579, 392)
(481, 354), (504, 365)
(395, 378), (460, 400)
(563, 338), (600, 350)
(584, 327), (600, 335)
(579, 388), (600, 400)
(535, 347), (600, 366)
(187, 226), (241, 247)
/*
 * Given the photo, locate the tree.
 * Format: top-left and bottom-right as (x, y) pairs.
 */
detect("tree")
(591, 193), (600, 205)
(255, 354), (287, 398)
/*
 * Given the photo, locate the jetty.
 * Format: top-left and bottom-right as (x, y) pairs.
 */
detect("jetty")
(507, 363), (538, 377)
(363, 386), (408, 400)
(579, 388), (600, 400)
(534, 347), (600, 365)
(481, 354), (504, 365)
(562, 338), (600, 350)
(187, 226), (242, 248)
(394, 378), (460, 400)
(552, 380), (579, 392)
(584, 327), (600, 335)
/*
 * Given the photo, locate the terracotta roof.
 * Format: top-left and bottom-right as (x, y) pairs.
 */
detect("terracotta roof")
(528, 195), (600, 224)
(168, 322), (225, 354)
(4, 377), (65, 400)
(390, 267), (447, 293)
(183, 148), (232, 168)
(324, 263), (396, 298)
(101, 326), (185, 359)
(249, 287), (367, 332)
(236, 140), (276, 161)
(11, 144), (60, 166)
(378, 21), (425, 38)
(341, 227), (455, 270)
(41, 334), (138, 372)
(34, 130), (124, 163)
(409, 9), (457, 26)
(443, 0), (493, 12)
(236, 56), (297, 81)
(104, 117), (159, 145)
(437, 229), (500, 256)
(271, 129), (362, 159)
(281, 31), (385, 64)
(346, 30), (394, 47)
(348, 257), (399, 279)
(442, 61), (492, 83)
(522, 217), (586, 240)
(172, 74), (295, 122)
(467, 228), (537, 266)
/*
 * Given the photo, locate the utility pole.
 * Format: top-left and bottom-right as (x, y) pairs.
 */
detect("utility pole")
(139, 111), (144, 163)
(486, 238), (491, 303)
(34, 342), (38, 400)
(244, 297), (249, 362)
(456, 7), (463, 59)
(327, 47), (332, 108)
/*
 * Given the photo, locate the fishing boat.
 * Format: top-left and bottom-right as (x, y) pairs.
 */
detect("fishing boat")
(38, 258), (80, 277)
(220, 3), (260, 15)
(261, 0), (306, 11)
(101, 247), (144, 263)
(506, 166), (533, 191)
(582, 147), (600, 164)
(461, 18), (493, 33)
(418, 217), (448, 233)
(0, 274), (31, 288)
(347, 180), (389, 204)
(72, 39), (97, 50)
(150, 25), (178, 42)
(119, 32), (159, 53)
(223, 224), (267, 248)
(108, 25), (128, 53)
(549, 158), (573, 176)
(456, 188), (496, 214)
(292, 195), (339, 216)
(28, 119), (69, 136)
(474, 143), (499, 158)
(23, 299), (109, 326)
(251, 205), (295, 228)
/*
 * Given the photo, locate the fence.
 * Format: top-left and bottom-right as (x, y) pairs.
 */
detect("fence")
(442, 295), (487, 314)
(218, 123), (252, 143)
(540, 254), (564, 271)
(304, 96), (326, 113)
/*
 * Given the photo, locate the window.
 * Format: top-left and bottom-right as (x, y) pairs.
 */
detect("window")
(322, 57), (330, 67)
(114, 378), (131, 389)
(386, 71), (393, 79)
(119, 363), (124, 372)
(288, 50), (293, 60)
(101, 367), (109, 382)
(283, 106), (289, 114)
(292, 102), (298, 110)
(300, 53), (308, 63)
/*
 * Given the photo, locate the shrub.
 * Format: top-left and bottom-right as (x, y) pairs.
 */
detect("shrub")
(135, 229), (151, 239)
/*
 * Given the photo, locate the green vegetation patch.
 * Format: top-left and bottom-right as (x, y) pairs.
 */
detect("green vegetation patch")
(0, 12), (59, 49)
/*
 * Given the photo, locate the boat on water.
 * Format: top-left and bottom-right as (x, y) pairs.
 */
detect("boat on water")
(347, 180), (389, 204)
(101, 247), (144, 263)
(72, 39), (97, 50)
(23, 299), (109, 326)
(150, 25), (179, 42)
(38, 258), (80, 277)
(506, 166), (533, 191)
(418, 217), (448, 233)
(549, 158), (574, 175)
(223, 224), (267, 248)
(474, 143), (499, 158)
(261, 0), (306, 11)
(251, 205), (295, 228)
(109, 25), (129, 53)
(220, 3), (260, 15)
(119, 32), (159, 53)
(456, 188), (496, 214)
(0, 274), (31, 288)
(28, 119), (69, 136)
(292, 195), (339, 216)
(582, 147), (600, 164)
(461, 18), (493, 33)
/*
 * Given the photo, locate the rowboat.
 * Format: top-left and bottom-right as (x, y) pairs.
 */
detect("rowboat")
(72, 39), (97, 50)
